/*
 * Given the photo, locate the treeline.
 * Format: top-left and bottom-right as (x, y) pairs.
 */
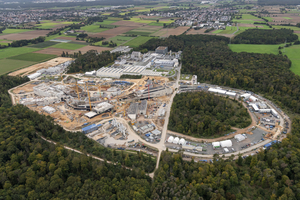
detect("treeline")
(120, 74), (142, 79)
(258, 0), (300, 5)
(0, 75), (29, 107)
(0, 105), (152, 199)
(137, 34), (300, 114)
(11, 36), (45, 47)
(66, 50), (120, 73)
(168, 92), (251, 137)
(232, 29), (298, 44)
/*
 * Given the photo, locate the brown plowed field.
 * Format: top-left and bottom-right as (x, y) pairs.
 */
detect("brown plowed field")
(34, 46), (112, 56)
(90, 26), (139, 39)
(111, 21), (146, 27)
(152, 26), (189, 37)
(0, 30), (51, 40)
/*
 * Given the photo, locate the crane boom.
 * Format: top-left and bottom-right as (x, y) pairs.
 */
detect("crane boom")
(75, 79), (80, 100)
(86, 82), (92, 111)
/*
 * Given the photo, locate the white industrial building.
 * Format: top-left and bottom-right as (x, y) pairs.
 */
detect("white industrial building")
(168, 136), (174, 143)
(110, 46), (132, 53)
(220, 140), (232, 147)
(28, 73), (42, 80)
(208, 88), (236, 97)
(249, 96), (258, 102)
(127, 100), (147, 120)
(212, 142), (221, 148)
(20, 97), (61, 106)
(173, 137), (180, 144)
(140, 124), (154, 134)
(234, 134), (246, 142)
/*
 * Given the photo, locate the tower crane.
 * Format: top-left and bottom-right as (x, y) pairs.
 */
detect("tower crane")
(86, 82), (92, 111)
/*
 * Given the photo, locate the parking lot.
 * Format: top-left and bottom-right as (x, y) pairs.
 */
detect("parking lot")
(166, 127), (267, 155)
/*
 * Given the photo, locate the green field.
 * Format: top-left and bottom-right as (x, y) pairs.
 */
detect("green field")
(28, 41), (59, 48)
(283, 17), (292, 20)
(123, 36), (154, 48)
(263, 17), (273, 22)
(0, 59), (36, 75)
(212, 29), (223, 34)
(0, 47), (41, 60)
(81, 25), (109, 33)
(36, 21), (76, 29)
(229, 44), (300, 76)
(128, 18), (153, 24)
(124, 30), (153, 36)
(1, 29), (32, 34)
(95, 20), (118, 25)
(96, 35), (135, 47)
(272, 25), (300, 31)
(7, 52), (57, 62)
(52, 42), (86, 50)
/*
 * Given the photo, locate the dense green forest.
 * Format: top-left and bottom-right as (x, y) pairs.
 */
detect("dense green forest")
(65, 50), (120, 73)
(232, 29), (298, 44)
(138, 34), (300, 114)
(168, 92), (251, 137)
(0, 106), (152, 199)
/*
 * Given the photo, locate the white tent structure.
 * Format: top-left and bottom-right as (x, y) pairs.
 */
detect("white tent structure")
(240, 93), (251, 99)
(224, 148), (229, 153)
(234, 134), (246, 142)
(212, 142), (221, 148)
(249, 96), (258, 102)
(173, 137), (180, 144)
(220, 140), (233, 147)
(167, 136), (174, 143)
(179, 138), (186, 145)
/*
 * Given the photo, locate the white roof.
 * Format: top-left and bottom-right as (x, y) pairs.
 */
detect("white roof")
(152, 129), (161, 135)
(173, 137), (179, 144)
(212, 142), (220, 147)
(234, 134), (246, 142)
(224, 148), (229, 152)
(226, 91), (236, 96)
(220, 140), (232, 147)
(84, 111), (98, 118)
(249, 96), (258, 101)
(208, 88), (226, 94)
(167, 136), (174, 143)
(250, 104), (259, 111)
(241, 93), (251, 98)
(179, 138), (186, 145)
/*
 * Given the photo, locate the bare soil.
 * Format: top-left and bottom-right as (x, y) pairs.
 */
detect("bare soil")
(152, 26), (189, 37)
(0, 30), (51, 40)
(9, 57), (73, 76)
(90, 26), (140, 39)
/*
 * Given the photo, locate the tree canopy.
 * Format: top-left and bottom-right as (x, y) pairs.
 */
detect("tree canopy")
(232, 29), (298, 44)
(169, 92), (251, 137)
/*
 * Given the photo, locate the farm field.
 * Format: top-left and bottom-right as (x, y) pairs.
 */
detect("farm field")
(80, 25), (109, 33)
(52, 43), (87, 50)
(1, 29), (32, 34)
(283, 45), (300, 76)
(36, 21), (77, 29)
(151, 26), (189, 37)
(96, 35), (134, 47)
(0, 47), (41, 60)
(95, 20), (119, 25)
(7, 52), (57, 62)
(123, 36), (153, 48)
(0, 30), (51, 40)
(28, 41), (59, 48)
(0, 59), (36, 75)
(283, 17), (292, 20)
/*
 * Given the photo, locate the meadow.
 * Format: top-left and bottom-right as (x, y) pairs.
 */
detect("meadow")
(1, 29), (32, 34)
(80, 25), (109, 33)
(52, 43), (86, 50)
(0, 59), (36, 75)
(7, 52), (57, 62)
(0, 47), (41, 60)
(229, 43), (300, 76)
(96, 35), (134, 47)
(123, 36), (154, 48)
(29, 41), (59, 48)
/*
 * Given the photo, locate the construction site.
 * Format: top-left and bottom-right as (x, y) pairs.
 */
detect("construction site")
(11, 73), (173, 148)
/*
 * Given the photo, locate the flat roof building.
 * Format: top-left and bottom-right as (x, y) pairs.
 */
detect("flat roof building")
(155, 46), (168, 55)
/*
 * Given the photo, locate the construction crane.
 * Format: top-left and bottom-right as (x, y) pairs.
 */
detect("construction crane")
(75, 79), (80, 100)
(86, 82), (92, 111)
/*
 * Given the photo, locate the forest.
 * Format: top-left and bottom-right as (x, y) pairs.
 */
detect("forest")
(232, 29), (298, 44)
(168, 92), (251, 137)
(66, 50), (120, 73)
